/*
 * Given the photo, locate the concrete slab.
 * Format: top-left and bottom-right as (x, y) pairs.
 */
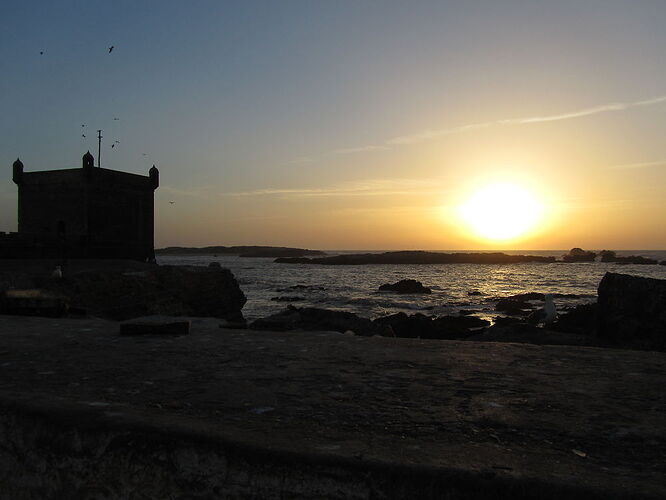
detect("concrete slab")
(0, 315), (664, 498)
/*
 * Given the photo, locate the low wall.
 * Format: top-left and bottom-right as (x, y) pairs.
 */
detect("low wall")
(0, 397), (623, 500)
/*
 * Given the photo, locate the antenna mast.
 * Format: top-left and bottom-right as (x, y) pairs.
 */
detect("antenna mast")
(97, 130), (102, 168)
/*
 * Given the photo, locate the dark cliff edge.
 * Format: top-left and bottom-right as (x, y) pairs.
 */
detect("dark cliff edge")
(156, 245), (325, 258)
(276, 251), (556, 265)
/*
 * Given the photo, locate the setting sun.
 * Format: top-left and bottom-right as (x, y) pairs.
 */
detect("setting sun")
(458, 183), (543, 242)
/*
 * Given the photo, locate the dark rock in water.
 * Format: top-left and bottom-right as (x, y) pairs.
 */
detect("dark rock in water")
(550, 302), (597, 335)
(374, 312), (432, 338)
(562, 248), (597, 262)
(495, 298), (533, 315)
(660, 260), (666, 266)
(276, 250), (556, 265)
(378, 279), (432, 294)
(599, 250), (657, 265)
(374, 312), (489, 340)
(250, 306), (387, 337)
(430, 315), (489, 339)
(467, 290), (482, 296)
(35, 265), (246, 321)
(270, 296), (305, 302)
(597, 272), (666, 349)
(505, 292), (544, 301)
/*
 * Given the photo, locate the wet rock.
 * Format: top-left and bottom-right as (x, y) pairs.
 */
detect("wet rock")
(378, 279), (432, 294)
(597, 272), (666, 349)
(550, 302), (597, 335)
(250, 306), (387, 337)
(495, 298), (533, 315)
(270, 296), (305, 302)
(467, 290), (482, 296)
(562, 248), (597, 262)
(373, 312), (489, 340)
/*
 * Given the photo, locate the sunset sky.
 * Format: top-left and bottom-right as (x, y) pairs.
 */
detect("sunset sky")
(1, 1), (665, 250)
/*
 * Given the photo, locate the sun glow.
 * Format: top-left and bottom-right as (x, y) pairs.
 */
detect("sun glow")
(458, 183), (543, 242)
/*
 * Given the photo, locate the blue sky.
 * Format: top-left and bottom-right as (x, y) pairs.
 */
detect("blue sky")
(1, 1), (665, 248)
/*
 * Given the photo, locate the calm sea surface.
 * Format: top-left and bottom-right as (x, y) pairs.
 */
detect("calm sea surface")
(158, 250), (666, 322)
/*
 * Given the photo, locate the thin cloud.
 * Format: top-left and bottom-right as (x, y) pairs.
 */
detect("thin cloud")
(608, 160), (666, 170)
(339, 93), (666, 150)
(333, 145), (389, 154)
(223, 178), (444, 199)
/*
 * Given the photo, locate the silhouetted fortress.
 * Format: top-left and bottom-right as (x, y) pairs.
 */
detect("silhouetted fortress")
(0, 152), (158, 261)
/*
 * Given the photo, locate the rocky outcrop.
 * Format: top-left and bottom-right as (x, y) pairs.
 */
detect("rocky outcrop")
(495, 298), (533, 316)
(249, 306), (388, 337)
(550, 303), (597, 334)
(599, 250), (657, 265)
(562, 248), (596, 262)
(597, 272), (666, 349)
(373, 312), (489, 340)
(33, 265), (246, 321)
(156, 245), (325, 258)
(276, 251), (556, 265)
(378, 279), (432, 294)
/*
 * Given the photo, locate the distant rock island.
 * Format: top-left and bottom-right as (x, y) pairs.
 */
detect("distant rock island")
(275, 251), (556, 265)
(156, 246), (325, 258)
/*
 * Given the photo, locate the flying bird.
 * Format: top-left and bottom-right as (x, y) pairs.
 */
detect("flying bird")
(114, 140), (120, 143)
(169, 201), (175, 205)
(111, 144), (115, 148)
(108, 45), (114, 53)
(81, 134), (86, 138)
(142, 153), (147, 156)
(81, 124), (85, 127)
(39, 50), (44, 55)
(113, 117), (119, 121)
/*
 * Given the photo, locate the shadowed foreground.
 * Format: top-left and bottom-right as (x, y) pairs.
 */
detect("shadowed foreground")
(0, 315), (664, 499)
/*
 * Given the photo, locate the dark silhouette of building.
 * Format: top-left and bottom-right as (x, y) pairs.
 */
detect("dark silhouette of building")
(0, 152), (159, 261)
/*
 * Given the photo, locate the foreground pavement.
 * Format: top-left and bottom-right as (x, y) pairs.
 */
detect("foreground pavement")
(0, 314), (664, 499)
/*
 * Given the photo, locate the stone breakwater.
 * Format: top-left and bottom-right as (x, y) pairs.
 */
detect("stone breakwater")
(0, 259), (246, 321)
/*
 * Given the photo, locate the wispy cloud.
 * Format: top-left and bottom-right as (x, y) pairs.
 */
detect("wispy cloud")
(608, 159), (666, 170)
(223, 178), (444, 199)
(332, 145), (389, 154)
(301, 94), (666, 158)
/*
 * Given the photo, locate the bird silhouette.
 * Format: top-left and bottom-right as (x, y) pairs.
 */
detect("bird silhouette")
(114, 140), (120, 143)
(111, 144), (115, 148)
(113, 117), (119, 121)
(169, 201), (175, 204)
(108, 46), (114, 53)
(142, 153), (147, 156)
(39, 50), (44, 55)
(81, 134), (86, 138)
(81, 124), (85, 127)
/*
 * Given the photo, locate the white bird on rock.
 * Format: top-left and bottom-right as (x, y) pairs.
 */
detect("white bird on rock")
(544, 293), (557, 324)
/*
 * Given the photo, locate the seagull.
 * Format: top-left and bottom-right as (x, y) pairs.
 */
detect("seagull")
(108, 45), (114, 53)
(544, 294), (557, 324)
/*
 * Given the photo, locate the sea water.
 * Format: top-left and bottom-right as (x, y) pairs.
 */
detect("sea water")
(158, 250), (666, 322)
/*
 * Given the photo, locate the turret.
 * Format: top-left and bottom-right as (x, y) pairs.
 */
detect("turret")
(149, 165), (159, 189)
(82, 150), (94, 169)
(12, 158), (23, 184)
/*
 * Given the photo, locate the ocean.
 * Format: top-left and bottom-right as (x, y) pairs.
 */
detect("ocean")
(158, 250), (666, 322)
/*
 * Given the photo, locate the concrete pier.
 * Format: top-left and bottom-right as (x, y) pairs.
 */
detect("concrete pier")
(0, 315), (664, 498)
